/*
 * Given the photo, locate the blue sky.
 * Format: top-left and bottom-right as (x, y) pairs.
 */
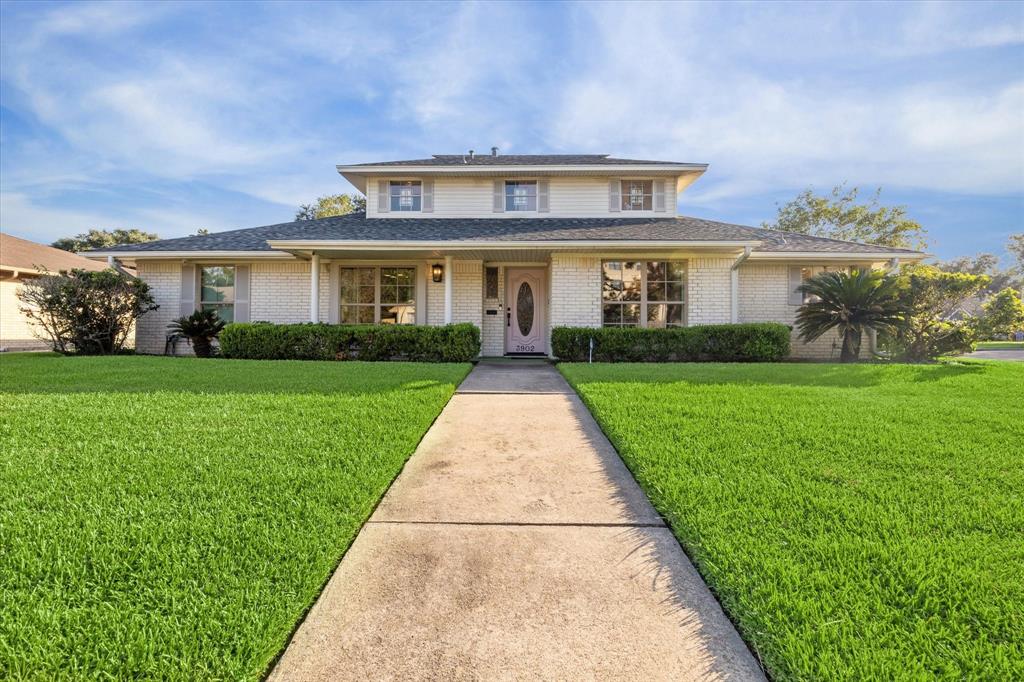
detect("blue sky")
(1, 0), (1022, 261)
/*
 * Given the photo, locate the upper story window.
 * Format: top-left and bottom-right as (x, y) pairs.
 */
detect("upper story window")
(390, 181), (422, 211)
(505, 181), (537, 211)
(200, 266), (235, 322)
(621, 180), (653, 211)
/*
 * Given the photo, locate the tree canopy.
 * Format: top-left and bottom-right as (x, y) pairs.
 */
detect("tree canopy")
(763, 185), (927, 251)
(295, 194), (366, 221)
(52, 229), (159, 253)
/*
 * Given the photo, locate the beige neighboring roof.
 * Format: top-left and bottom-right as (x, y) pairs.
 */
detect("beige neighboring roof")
(0, 233), (108, 275)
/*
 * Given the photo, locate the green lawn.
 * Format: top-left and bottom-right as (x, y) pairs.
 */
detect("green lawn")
(560, 361), (1024, 680)
(0, 354), (470, 680)
(975, 341), (1024, 350)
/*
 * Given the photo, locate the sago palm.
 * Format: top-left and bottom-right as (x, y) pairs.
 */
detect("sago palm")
(795, 268), (905, 362)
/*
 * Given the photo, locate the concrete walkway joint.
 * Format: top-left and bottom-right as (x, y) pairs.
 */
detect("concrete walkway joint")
(271, 363), (765, 681)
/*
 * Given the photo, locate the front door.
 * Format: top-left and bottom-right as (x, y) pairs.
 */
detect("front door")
(505, 268), (546, 354)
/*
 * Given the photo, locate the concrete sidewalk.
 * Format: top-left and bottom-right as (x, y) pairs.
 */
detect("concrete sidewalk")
(270, 363), (765, 681)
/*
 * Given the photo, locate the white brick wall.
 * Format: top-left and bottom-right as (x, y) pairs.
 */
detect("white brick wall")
(136, 261), (184, 355)
(425, 259), (483, 331)
(687, 258), (732, 325)
(550, 254), (602, 328)
(251, 262), (311, 323)
(738, 262), (853, 360)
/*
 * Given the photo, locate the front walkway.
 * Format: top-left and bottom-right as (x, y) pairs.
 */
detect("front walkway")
(270, 363), (765, 681)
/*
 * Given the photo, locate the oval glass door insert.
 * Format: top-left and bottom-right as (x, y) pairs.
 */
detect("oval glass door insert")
(516, 282), (534, 336)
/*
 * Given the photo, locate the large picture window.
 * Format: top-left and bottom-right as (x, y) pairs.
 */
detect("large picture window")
(602, 261), (685, 327)
(621, 180), (653, 211)
(200, 266), (235, 322)
(505, 181), (537, 211)
(389, 181), (422, 212)
(340, 266), (416, 324)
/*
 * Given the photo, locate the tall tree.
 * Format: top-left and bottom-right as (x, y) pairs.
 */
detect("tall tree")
(935, 253), (1017, 294)
(295, 194), (366, 221)
(763, 185), (928, 250)
(979, 288), (1024, 340)
(1009, 233), (1024, 274)
(52, 228), (159, 253)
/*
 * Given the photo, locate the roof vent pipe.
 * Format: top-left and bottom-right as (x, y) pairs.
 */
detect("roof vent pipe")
(491, 146), (498, 156)
(468, 149), (474, 159)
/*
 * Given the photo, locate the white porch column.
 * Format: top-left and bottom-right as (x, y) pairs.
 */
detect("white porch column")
(310, 253), (320, 322)
(443, 255), (453, 324)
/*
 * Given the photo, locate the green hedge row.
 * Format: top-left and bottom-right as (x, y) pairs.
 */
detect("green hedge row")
(219, 322), (480, 362)
(551, 323), (791, 362)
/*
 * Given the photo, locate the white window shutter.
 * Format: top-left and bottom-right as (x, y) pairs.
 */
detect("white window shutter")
(234, 265), (250, 322)
(537, 179), (549, 213)
(377, 179), (389, 213)
(788, 266), (804, 305)
(422, 179), (434, 213)
(654, 180), (666, 212)
(180, 264), (197, 316)
(493, 180), (504, 213)
(609, 179), (621, 212)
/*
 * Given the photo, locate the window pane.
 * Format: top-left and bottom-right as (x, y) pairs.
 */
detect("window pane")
(381, 304), (415, 325)
(357, 306), (375, 324)
(622, 303), (640, 326)
(380, 286), (398, 304)
(647, 304), (667, 328)
(647, 280), (667, 301)
(602, 262), (623, 301)
(200, 266), (234, 303)
(666, 281), (684, 302)
(341, 306), (359, 324)
(397, 285), (415, 304)
(390, 268), (414, 286)
(202, 303), (234, 323)
(485, 267), (499, 299)
(602, 304), (622, 326)
(667, 304), (684, 326)
(357, 268), (375, 285)
(667, 262), (686, 281)
(621, 263), (642, 301)
(381, 269), (398, 286)
(505, 181), (537, 211)
(646, 262), (665, 280)
(358, 285), (375, 304)
(621, 181), (653, 211)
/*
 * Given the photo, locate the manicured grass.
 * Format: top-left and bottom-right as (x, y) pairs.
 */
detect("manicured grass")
(0, 354), (470, 679)
(559, 361), (1024, 680)
(975, 341), (1024, 350)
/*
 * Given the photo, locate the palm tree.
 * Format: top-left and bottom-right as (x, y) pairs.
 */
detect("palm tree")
(795, 269), (905, 362)
(168, 309), (227, 358)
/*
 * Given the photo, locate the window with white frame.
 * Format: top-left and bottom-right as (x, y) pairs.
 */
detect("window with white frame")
(340, 266), (416, 324)
(602, 261), (685, 327)
(200, 266), (235, 322)
(621, 180), (653, 211)
(504, 180), (537, 211)
(389, 181), (422, 211)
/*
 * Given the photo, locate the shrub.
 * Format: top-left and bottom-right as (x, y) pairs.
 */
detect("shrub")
(16, 268), (157, 355)
(218, 322), (480, 362)
(884, 265), (989, 362)
(168, 309), (228, 358)
(550, 323), (791, 362)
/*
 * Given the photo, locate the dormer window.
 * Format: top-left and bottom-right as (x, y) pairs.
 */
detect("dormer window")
(390, 181), (422, 211)
(621, 180), (653, 211)
(505, 181), (537, 211)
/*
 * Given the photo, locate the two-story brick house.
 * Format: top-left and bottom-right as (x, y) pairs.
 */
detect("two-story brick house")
(88, 152), (925, 358)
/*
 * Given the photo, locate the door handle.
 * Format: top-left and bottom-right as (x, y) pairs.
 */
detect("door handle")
(506, 307), (511, 327)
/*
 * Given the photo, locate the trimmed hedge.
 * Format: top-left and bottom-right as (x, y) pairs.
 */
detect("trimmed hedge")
(219, 322), (480, 362)
(551, 323), (791, 362)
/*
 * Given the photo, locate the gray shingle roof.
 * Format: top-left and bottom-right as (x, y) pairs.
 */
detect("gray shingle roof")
(346, 154), (703, 167)
(92, 213), (921, 255)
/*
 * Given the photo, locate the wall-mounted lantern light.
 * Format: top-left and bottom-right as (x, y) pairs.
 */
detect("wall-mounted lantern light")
(431, 263), (444, 283)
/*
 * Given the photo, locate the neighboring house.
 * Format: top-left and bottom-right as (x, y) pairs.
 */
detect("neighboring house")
(85, 153), (925, 359)
(0, 233), (109, 351)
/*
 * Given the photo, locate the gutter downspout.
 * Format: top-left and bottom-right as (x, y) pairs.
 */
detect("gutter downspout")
(730, 246), (752, 324)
